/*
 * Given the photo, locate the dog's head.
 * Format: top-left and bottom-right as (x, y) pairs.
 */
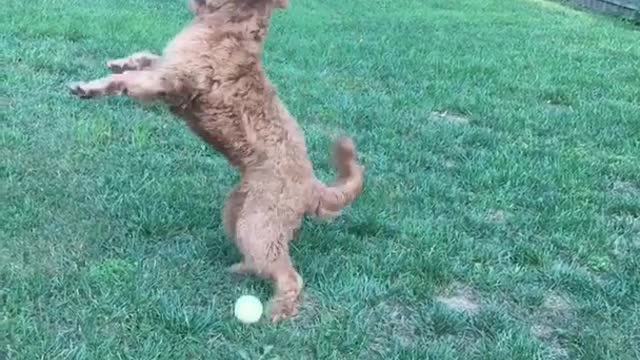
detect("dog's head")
(188, 0), (287, 44)
(189, 0), (288, 16)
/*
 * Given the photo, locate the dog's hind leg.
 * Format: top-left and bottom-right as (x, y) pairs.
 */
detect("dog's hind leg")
(68, 70), (166, 102)
(267, 255), (304, 322)
(233, 193), (304, 322)
(236, 236), (303, 322)
(223, 186), (257, 276)
(106, 51), (161, 73)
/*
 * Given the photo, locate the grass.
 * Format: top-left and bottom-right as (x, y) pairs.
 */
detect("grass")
(1, 0), (639, 358)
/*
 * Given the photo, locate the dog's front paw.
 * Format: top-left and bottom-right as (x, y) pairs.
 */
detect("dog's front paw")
(106, 59), (129, 74)
(68, 82), (91, 98)
(68, 81), (100, 99)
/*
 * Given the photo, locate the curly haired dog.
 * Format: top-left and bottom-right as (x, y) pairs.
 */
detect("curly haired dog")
(68, 0), (364, 322)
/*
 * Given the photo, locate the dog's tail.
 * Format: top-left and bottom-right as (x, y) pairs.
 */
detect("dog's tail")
(308, 137), (364, 219)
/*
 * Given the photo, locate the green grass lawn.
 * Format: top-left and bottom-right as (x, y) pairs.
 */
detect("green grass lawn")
(2, 0), (640, 358)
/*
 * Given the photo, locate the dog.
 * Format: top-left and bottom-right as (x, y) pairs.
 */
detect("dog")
(68, 0), (364, 322)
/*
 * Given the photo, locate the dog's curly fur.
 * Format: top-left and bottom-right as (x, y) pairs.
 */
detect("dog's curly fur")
(68, 0), (364, 322)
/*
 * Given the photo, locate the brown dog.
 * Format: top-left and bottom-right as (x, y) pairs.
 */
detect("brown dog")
(68, 0), (364, 322)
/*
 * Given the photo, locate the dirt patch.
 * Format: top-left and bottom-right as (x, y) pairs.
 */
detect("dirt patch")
(443, 160), (456, 169)
(550, 347), (570, 359)
(430, 111), (470, 125)
(612, 181), (639, 196)
(530, 292), (573, 358)
(531, 324), (553, 340)
(610, 215), (640, 257)
(542, 293), (572, 313)
(294, 292), (323, 327)
(486, 209), (510, 224)
(531, 325), (569, 359)
(382, 303), (419, 346)
(531, 324), (570, 359)
(436, 295), (479, 313)
(436, 284), (480, 314)
(544, 100), (573, 114)
(368, 302), (420, 353)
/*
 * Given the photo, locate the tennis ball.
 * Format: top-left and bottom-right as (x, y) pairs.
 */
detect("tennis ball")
(234, 295), (263, 324)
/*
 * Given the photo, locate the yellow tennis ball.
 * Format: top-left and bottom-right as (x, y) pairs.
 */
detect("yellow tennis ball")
(234, 295), (263, 324)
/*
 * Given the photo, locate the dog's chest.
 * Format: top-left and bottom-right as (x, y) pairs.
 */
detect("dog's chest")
(171, 101), (262, 168)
